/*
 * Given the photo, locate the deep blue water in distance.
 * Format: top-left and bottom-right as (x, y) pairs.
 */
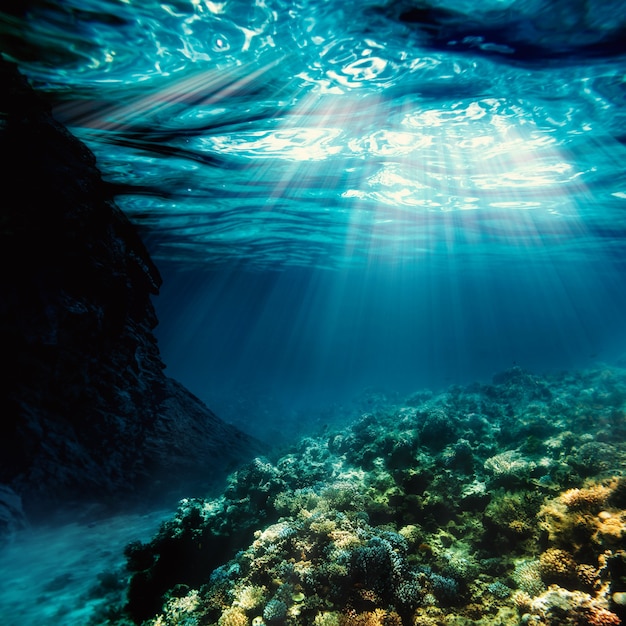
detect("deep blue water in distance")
(3, 0), (626, 437)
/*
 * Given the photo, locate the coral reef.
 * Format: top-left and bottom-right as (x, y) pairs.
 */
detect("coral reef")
(110, 366), (626, 626)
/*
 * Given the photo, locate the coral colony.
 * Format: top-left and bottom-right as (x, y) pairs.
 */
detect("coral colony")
(108, 366), (626, 626)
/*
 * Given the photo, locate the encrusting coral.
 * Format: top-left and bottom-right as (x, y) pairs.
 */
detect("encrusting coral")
(104, 366), (626, 626)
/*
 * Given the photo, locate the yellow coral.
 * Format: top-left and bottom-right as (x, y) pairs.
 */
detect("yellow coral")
(398, 525), (422, 547)
(233, 585), (267, 612)
(157, 589), (202, 624)
(512, 590), (533, 613)
(310, 518), (337, 535)
(218, 607), (249, 626)
(508, 519), (533, 535)
(538, 497), (599, 556)
(314, 611), (342, 626)
(542, 487), (626, 554)
(594, 512), (626, 547)
(165, 590), (200, 614)
(329, 529), (362, 551)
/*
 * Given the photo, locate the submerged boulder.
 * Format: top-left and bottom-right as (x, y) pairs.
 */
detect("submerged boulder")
(0, 56), (262, 522)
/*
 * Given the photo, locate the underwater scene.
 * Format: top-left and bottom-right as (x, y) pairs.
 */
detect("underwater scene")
(2, 0), (626, 624)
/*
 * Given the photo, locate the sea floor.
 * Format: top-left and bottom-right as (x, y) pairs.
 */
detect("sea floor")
(0, 507), (169, 625)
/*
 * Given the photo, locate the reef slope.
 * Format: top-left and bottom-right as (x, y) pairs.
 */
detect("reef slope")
(121, 367), (626, 626)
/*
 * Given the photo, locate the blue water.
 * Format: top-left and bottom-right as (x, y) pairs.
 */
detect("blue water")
(3, 0), (626, 434)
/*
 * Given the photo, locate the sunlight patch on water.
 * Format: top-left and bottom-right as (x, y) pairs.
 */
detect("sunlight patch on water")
(200, 126), (345, 159)
(4, 0), (626, 268)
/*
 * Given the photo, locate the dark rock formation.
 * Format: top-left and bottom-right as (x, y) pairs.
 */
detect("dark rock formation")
(370, 0), (626, 63)
(0, 55), (262, 529)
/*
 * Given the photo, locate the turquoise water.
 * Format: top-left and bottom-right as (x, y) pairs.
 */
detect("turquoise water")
(2, 1), (626, 419)
(3, 4), (626, 625)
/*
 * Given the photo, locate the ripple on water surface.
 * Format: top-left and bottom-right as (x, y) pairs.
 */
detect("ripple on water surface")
(2, 0), (626, 267)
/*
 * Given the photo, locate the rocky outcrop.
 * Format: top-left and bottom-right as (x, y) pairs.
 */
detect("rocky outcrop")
(0, 55), (262, 528)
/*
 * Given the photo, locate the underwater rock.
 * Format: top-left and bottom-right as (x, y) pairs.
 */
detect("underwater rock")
(0, 56), (262, 524)
(0, 485), (27, 547)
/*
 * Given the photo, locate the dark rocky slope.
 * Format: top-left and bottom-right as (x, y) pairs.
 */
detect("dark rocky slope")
(0, 55), (262, 533)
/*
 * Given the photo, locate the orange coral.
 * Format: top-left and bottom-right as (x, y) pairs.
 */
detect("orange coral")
(585, 606), (621, 626)
(539, 548), (578, 584)
(561, 485), (610, 512)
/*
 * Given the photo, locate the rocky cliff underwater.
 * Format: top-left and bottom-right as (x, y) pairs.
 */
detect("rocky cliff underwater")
(0, 55), (262, 532)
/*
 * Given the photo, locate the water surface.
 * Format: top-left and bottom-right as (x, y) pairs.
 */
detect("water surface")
(2, 0), (626, 415)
